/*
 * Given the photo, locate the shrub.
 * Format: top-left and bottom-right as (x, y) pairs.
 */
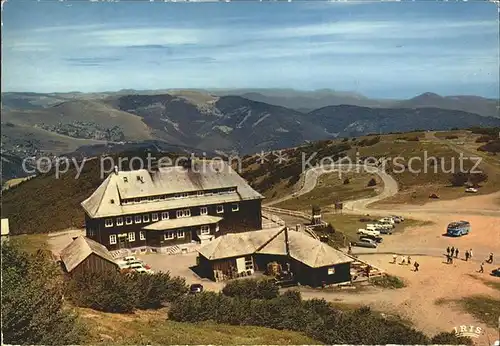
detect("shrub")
(1, 243), (87, 345)
(343, 178), (350, 185)
(475, 135), (496, 143)
(450, 172), (469, 187)
(445, 135), (459, 140)
(371, 275), (406, 289)
(222, 278), (279, 300)
(431, 332), (473, 345)
(367, 178), (377, 187)
(66, 270), (188, 312)
(66, 270), (138, 313)
(478, 139), (500, 153)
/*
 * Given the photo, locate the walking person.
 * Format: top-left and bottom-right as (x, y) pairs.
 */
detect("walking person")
(407, 256), (412, 265)
(392, 254), (397, 264)
(451, 247), (455, 257)
(400, 256), (406, 265)
(414, 261), (419, 272)
(487, 253), (494, 264)
(455, 248), (459, 258)
(465, 250), (470, 261)
(478, 262), (484, 273)
(469, 249), (473, 259)
(446, 246), (450, 256)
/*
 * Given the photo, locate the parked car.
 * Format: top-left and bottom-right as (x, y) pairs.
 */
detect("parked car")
(390, 216), (403, 223)
(366, 224), (386, 230)
(360, 234), (383, 243)
(446, 220), (471, 237)
(377, 222), (395, 229)
(491, 268), (500, 277)
(379, 217), (395, 225)
(189, 284), (204, 294)
(352, 239), (377, 248)
(465, 187), (478, 193)
(357, 228), (381, 236)
(378, 228), (393, 235)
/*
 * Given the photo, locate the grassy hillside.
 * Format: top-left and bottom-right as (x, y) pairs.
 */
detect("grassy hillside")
(81, 308), (320, 345)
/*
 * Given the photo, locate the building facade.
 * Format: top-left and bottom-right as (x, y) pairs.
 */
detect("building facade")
(197, 227), (354, 287)
(81, 160), (264, 252)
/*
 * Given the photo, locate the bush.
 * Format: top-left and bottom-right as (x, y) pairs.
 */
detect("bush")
(343, 178), (350, 185)
(367, 178), (377, 187)
(475, 135), (496, 143)
(1, 243), (87, 345)
(431, 332), (473, 345)
(450, 172), (469, 187)
(65, 270), (188, 312)
(169, 287), (454, 345)
(371, 275), (406, 289)
(445, 135), (459, 140)
(222, 278), (279, 300)
(478, 139), (500, 153)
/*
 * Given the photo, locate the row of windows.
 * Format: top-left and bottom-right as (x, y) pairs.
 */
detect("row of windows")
(109, 231), (146, 244)
(104, 203), (239, 228)
(108, 225), (216, 244)
(121, 187), (238, 205)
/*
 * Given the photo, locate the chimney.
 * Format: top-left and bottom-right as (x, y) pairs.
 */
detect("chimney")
(284, 227), (290, 258)
(114, 165), (119, 174)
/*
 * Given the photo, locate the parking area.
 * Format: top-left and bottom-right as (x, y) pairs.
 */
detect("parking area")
(135, 252), (226, 291)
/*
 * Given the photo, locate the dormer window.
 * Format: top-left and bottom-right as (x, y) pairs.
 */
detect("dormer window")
(123, 177), (128, 183)
(110, 199), (115, 204)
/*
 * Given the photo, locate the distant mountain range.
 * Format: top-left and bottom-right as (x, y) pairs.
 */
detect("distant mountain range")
(1, 89), (499, 181)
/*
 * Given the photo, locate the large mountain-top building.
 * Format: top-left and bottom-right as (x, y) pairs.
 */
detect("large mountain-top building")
(82, 159), (264, 252)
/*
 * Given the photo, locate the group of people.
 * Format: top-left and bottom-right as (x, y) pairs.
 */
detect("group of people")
(392, 254), (419, 272)
(445, 246), (495, 273)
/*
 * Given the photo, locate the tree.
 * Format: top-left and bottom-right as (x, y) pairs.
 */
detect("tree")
(367, 178), (377, 187)
(343, 178), (350, 185)
(1, 243), (87, 345)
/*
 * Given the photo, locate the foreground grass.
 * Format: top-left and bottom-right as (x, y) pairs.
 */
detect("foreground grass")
(80, 308), (320, 345)
(275, 171), (382, 212)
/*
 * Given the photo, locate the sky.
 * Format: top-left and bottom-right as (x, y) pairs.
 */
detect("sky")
(2, 0), (499, 98)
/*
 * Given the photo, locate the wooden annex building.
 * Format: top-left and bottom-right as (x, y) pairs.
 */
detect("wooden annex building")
(81, 159), (264, 252)
(197, 227), (354, 287)
(59, 236), (119, 275)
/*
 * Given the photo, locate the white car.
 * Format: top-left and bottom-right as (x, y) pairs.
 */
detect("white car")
(358, 228), (381, 236)
(377, 222), (395, 229)
(465, 187), (478, 193)
(379, 217), (395, 224)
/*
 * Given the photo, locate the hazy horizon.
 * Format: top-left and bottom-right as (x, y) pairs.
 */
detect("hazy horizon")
(3, 1), (499, 98)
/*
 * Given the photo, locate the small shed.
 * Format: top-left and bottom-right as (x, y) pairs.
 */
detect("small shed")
(60, 236), (119, 275)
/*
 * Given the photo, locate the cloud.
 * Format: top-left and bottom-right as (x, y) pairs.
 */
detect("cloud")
(64, 57), (122, 66)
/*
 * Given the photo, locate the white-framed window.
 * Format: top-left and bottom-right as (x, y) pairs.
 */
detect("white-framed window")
(128, 232), (136, 242)
(143, 214), (150, 223)
(152, 213), (159, 221)
(174, 194), (181, 199)
(197, 191), (204, 197)
(161, 212), (169, 220)
(200, 207), (208, 215)
(105, 219), (113, 227)
(134, 215), (142, 224)
(140, 231), (146, 240)
(109, 234), (117, 245)
(88, 228), (95, 237)
(215, 223), (220, 233)
(159, 195), (166, 200)
(216, 205), (224, 214)
(328, 267), (335, 275)
(181, 192), (189, 198)
(176, 209), (191, 218)
(125, 216), (133, 225)
(164, 231), (175, 240)
(177, 229), (185, 238)
(201, 225), (210, 235)
(116, 217), (124, 226)
(232, 203), (239, 212)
